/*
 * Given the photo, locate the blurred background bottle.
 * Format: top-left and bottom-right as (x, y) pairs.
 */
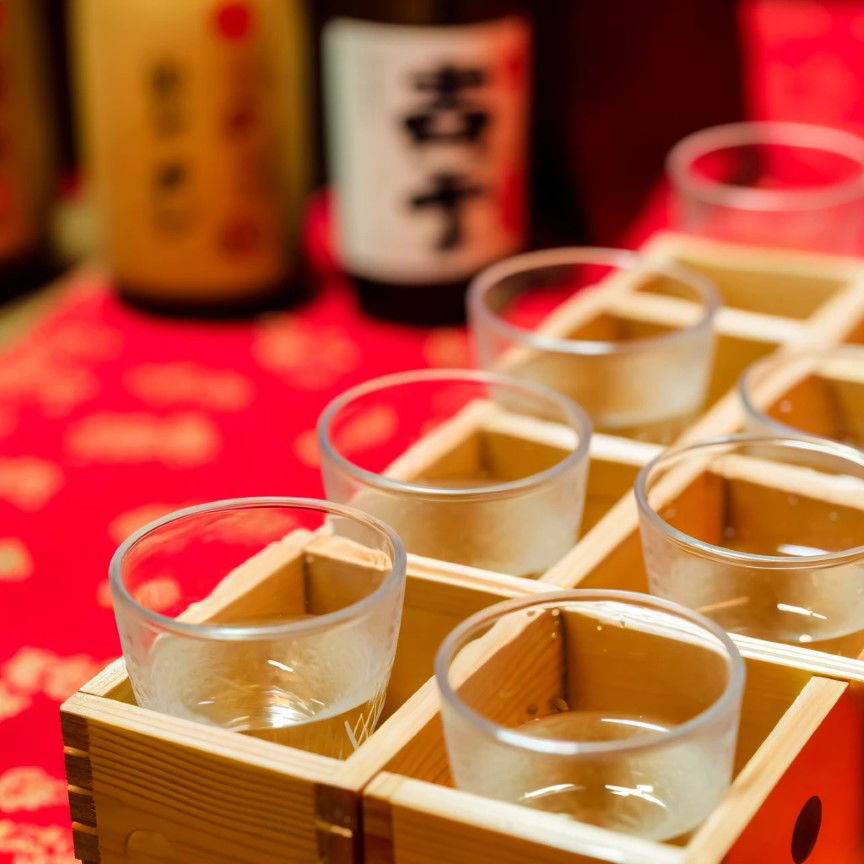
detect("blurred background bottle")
(0, 0), (57, 297)
(72, 0), (310, 314)
(321, 0), (531, 325)
(536, 0), (744, 245)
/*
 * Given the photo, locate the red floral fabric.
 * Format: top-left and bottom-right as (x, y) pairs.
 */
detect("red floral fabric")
(0, 240), (472, 862)
(3, 3), (864, 860)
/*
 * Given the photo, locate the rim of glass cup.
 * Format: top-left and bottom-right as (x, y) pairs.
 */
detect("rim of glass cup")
(317, 368), (592, 499)
(667, 121), (864, 212)
(467, 247), (719, 357)
(737, 346), (864, 442)
(434, 589), (745, 758)
(635, 434), (864, 569)
(109, 496), (407, 641)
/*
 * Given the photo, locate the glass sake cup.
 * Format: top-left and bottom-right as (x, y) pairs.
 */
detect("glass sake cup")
(468, 247), (718, 444)
(110, 497), (406, 758)
(636, 435), (864, 653)
(668, 121), (864, 253)
(738, 346), (864, 449)
(317, 369), (591, 577)
(435, 590), (745, 841)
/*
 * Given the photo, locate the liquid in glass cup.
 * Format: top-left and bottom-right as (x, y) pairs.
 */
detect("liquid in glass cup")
(110, 498), (407, 758)
(636, 435), (864, 654)
(738, 346), (864, 449)
(468, 248), (718, 444)
(317, 369), (591, 577)
(668, 121), (864, 253)
(435, 590), (744, 842)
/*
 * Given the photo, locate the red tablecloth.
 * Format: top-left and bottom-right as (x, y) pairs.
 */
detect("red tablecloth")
(4, 2), (864, 860)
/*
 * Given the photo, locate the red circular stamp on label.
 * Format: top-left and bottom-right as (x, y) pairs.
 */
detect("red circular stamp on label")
(219, 219), (263, 255)
(213, 2), (253, 40)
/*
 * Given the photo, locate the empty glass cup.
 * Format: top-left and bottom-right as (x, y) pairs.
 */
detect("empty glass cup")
(738, 346), (864, 449)
(435, 590), (744, 841)
(317, 369), (591, 577)
(110, 497), (406, 758)
(636, 435), (864, 654)
(668, 121), (864, 253)
(468, 248), (718, 444)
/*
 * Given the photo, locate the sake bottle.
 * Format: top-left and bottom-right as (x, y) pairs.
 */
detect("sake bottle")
(73, 0), (310, 313)
(0, 0), (57, 295)
(322, 0), (531, 324)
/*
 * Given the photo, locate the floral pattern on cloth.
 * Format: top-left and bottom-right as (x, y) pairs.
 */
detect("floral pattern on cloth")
(0, 821), (75, 864)
(0, 265), (480, 858)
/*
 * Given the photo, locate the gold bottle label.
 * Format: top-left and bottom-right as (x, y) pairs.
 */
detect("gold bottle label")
(75, 0), (309, 302)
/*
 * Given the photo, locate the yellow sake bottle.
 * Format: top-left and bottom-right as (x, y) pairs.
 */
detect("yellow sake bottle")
(73, 0), (310, 312)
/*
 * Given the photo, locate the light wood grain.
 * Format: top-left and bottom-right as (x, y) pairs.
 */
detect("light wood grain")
(685, 677), (847, 862)
(61, 692), (339, 864)
(364, 774), (684, 864)
(382, 559), (534, 720)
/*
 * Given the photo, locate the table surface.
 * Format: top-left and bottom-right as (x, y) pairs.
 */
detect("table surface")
(4, 3), (864, 861)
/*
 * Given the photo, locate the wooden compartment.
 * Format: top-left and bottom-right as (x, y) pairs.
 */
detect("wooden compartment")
(359, 397), (656, 546)
(705, 328), (784, 409)
(364, 636), (864, 864)
(62, 233), (864, 864)
(548, 445), (864, 656)
(581, 436), (658, 532)
(744, 349), (864, 445)
(61, 534), (534, 864)
(642, 257), (845, 319)
(640, 233), (862, 320)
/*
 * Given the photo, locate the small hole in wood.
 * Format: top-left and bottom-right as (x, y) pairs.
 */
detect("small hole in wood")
(125, 829), (174, 862)
(791, 795), (822, 863)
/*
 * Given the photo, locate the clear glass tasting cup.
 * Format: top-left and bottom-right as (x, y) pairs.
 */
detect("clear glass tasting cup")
(435, 590), (745, 842)
(738, 346), (864, 449)
(468, 248), (719, 444)
(636, 435), (864, 654)
(667, 121), (864, 253)
(110, 497), (407, 758)
(317, 369), (592, 578)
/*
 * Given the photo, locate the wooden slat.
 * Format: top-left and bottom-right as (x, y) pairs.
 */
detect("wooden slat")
(64, 746), (93, 791)
(375, 680), (451, 788)
(303, 534), (391, 614)
(60, 705), (91, 751)
(365, 774), (684, 864)
(381, 559), (532, 721)
(79, 658), (131, 701)
(72, 821), (101, 864)
(641, 231), (864, 283)
(383, 400), (491, 482)
(685, 677), (848, 862)
(68, 784), (97, 828)
(748, 350), (864, 442)
(178, 529), (312, 625)
(66, 692), (339, 864)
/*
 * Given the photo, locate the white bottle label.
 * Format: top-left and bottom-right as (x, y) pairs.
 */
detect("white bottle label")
(325, 16), (530, 284)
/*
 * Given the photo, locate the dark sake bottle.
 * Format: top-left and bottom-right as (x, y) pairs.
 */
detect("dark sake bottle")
(322, 0), (531, 325)
(0, 0), (58, 296)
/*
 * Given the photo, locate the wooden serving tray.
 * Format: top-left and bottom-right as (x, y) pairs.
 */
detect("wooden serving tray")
(61, 233), (864, 863)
